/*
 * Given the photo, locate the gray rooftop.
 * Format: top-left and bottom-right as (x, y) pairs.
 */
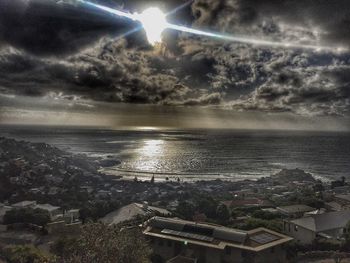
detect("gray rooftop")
(335, 194), (350, 202)
(149, 216), (248, 244)
(102, 203), (171, 225)
(145, 217), (293, 252)
(291, 210), (350, 232)
(277, 204), (315, 214)
(11, 201), (37, 208)
(35, 204), (61, 212)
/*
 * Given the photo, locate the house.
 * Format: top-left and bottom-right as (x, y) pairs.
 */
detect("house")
(64, 209), (80, 223)
(222, 198), (271, 208)
(332, 186), (350, 195)
(11, 201), (37, 209)
(231, 189), (257, 199)
(325, 201), (343, 212)
(102, 203), (171, 225)
(144, 216), (292, 263)
(283, 210), (350, 244)
(276, 205), (315, 218)
(35, 204), (62, 220)
(334, 194), (350, 207)
(0, 203), (12, 224)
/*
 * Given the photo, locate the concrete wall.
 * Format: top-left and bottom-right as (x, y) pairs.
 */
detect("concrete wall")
(254, 245), (288, 263)
(322, 228), (344, 239)
(150, 236), (289, 263)
(284, 221), (315, 244)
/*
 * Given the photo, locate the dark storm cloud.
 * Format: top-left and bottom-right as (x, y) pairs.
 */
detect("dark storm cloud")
(191, 0), (350, 46)
(0, 0), (135, 55)
(0, 40), (219, 105)
(0, 0), (350, 117)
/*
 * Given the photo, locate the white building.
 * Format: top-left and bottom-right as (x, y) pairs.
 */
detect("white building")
(35, 204), (62, 220)
(283, 210), (350, 244)
(64, 209), (80, 223)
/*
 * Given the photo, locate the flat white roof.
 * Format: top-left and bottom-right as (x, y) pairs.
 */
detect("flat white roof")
(144, 217), (292, 252)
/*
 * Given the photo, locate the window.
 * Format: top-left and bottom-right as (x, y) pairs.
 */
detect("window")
(271, 247), (275, 253)
(225, 247), (231, 255)
(159, 239), (164, 246)
(167, 240), (172, 247)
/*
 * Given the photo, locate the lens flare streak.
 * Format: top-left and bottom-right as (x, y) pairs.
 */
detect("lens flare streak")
(76, 0), (346, 52)
(80, 0), (136, 20)
(167, 24), (338, 51)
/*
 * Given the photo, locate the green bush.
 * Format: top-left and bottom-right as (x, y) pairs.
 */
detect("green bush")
(3, 208), (50, 226)
(252, 210), (280, 220)
(3, 245), (54, 263)
(54, 223), (152, 263)
(238, 218), (283, 232)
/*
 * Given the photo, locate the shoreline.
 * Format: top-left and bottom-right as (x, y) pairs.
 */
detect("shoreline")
(101, 165), (332, 183)
(101, 166), (284, 183)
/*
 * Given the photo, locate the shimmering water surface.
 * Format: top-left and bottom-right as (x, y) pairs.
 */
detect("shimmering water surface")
(1, 125), (349, 181)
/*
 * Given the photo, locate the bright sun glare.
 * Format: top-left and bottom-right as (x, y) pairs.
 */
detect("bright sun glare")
(137, 7), (168, 45)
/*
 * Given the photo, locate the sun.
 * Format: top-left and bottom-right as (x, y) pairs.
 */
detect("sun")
(137, 7), (168, 45)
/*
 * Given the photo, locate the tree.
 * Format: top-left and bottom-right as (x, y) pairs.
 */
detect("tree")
(55, 223), (152, 263)
(313, 180), (325, 192)
(176, 201), (195, 220)
(3, 245), (55, 263)
(252, 210), (280, 220)
(197, 197), (217, 218)
(216, 204), (230, 223)
(343, 220), (350, 248)
(238, 218), (283, 232)
(50, 237), (77, 258)
(3, 208), (50, 226)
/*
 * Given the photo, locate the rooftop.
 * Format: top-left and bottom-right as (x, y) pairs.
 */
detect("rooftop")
(144, 217), (292, 252)
(35, 204), (61, 212)
(166, 255), (197, 263)
(290, 210), (350, 232)
(335, 194), (350, 202)
(11, 201), (37, 208)
(222, 198), (269, 207)
(102, 203), (171, 225)
(277, 205), (315, 214)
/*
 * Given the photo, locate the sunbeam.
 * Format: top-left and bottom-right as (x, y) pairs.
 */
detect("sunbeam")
(65, 0), (347, 52)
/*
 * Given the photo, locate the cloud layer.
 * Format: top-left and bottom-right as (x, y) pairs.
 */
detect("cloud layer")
(0, 0), (349, 118)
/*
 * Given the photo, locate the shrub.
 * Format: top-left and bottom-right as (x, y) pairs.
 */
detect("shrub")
(3, 208), (50, 226)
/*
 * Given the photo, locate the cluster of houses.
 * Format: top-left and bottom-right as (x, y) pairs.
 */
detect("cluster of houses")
(2, 147), (350, 262)
(282, 194), (350, 245)
(1, 191), (350, 262)
(0, 200), (81, 230)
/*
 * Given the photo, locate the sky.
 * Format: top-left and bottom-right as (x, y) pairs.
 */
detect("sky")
(0, 0), (349, 130)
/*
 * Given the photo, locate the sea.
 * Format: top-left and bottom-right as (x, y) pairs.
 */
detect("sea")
(0, 125), (349, 182)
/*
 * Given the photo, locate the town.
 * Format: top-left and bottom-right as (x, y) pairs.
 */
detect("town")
(0, 136), (350, 262)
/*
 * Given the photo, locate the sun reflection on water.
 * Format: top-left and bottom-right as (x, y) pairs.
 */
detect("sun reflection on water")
(134, 139), (165, 171)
